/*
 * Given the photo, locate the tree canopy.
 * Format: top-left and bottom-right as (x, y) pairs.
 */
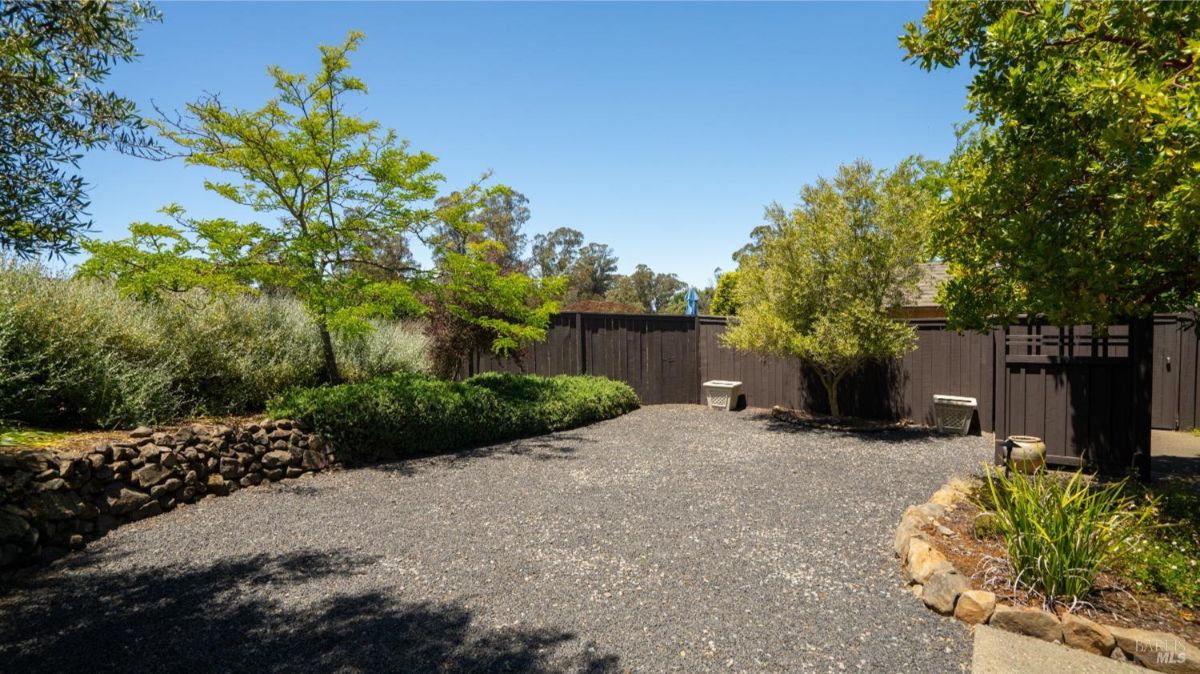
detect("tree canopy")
(722, 159), (935, 417)
(903, 1), (1200, 328)
(81, 33), (558, 382)
(0, 0), (159, 257)
(606, 263), (686, 313)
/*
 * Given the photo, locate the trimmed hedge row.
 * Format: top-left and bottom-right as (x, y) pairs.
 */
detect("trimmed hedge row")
(267, 372), (640, 464)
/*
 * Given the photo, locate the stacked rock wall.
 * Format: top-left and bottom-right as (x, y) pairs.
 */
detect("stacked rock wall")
(0, 418), (335, 569)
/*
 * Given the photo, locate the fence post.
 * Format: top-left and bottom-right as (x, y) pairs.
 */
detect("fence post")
(576, 312), (586, 376)
(694, 314), (702, 404)
(1131, 316), (1154, 481)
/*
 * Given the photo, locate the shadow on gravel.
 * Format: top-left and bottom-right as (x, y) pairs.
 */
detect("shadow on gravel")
(0, 548), (619, 674)
(372, 432), (598, 477)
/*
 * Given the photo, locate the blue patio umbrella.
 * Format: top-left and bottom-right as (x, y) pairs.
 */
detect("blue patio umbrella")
(685, 287), (699, 316)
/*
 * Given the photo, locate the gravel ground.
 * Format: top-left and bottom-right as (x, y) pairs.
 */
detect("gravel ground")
(0, 405), (992, 673)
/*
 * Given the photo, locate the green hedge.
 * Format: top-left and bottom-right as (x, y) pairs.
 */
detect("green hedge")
(267, 372), (640, 464)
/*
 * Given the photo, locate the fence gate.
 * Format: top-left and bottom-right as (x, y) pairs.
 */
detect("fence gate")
(993, 320), (1152, 478)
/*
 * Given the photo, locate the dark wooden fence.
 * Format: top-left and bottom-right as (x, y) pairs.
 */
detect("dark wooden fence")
(473, 312), (1197, 476)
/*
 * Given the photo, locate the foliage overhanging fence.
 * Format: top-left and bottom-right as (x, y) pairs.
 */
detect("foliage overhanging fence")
(472, 312), (1200, 476)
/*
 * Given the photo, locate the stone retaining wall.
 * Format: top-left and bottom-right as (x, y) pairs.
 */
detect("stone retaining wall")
(0, 419), (336, 570)
(896, 481), (1200, 673)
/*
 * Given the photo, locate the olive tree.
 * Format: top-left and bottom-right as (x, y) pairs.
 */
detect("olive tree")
(722, 159), (934, 417)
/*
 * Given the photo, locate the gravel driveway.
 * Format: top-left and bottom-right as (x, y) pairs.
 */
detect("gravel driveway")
(0, 406), (992, 673)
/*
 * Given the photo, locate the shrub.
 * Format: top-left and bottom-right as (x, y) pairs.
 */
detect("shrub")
(0, 259), (429, 427)
(267, 372), (640, 464)
(979, 468), (1156, 605)
(1122, 480), (1200, 608)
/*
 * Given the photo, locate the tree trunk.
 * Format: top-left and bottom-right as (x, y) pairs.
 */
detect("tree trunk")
(821, 373), (843, 418)
(318, 321), (341, 384)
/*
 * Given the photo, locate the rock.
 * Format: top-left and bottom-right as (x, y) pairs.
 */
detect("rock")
(218, 457), (241, 479)
(162, 477), (182, 493)
(131, 463), (172, 489)
(990, 605), (1062, 643)
(149, 484), (169, 499)
(205, 474), (230, 496)
(893, 522), (923, 563)
(184, 470), (198, 485)
(1061, 613), (1115, 656)
(954, 590), (996, 625)
(929, 487), (964, 508)
(0, 543), (21, 566)
(86, 452), (107, 470)
(262, 450), (293, 469)
(130, 426), (153, 438)
(68, 534), (84, 550)
(301, 449), (328, 471)
(1108, 626), (1200, 674)
(175, 427), (195, 445)
(138, 444), (160, 462)
(921, 568), (969, 615)
(129, 500), (162, 521)
(274, 419), (293, 431)
(268, 429), (291, 441)
(270, 439), (289, 452)
(104, 485), (151, 515)
(151, 432), (175, 447)
(285, 467), (303, 479)
(160, 452), (180, 469)
(904, 538), (952, 584)
(27, 490), (84, 520)
(35, 477), (68, 492)
(0, 506), (32, 543)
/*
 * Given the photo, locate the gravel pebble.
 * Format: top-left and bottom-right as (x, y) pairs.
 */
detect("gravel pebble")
(0, 405), (991, 672)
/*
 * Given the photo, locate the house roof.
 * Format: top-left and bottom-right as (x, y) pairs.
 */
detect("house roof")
(908, 262), (948, 307)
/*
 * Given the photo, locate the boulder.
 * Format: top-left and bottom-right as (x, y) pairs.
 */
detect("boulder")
(301, 449), (328, 471)
(1108, 626), (1200, 674)
(104, 485), (151, 515)
(262, 450), (293, 469)
(921, 568), (969, 615)
(904, 538), (952, 584)
(894, 522), (920, 561)
(130, 426), (153, 438)
(150, 432), (174, 447)
(1060, 613), (1115, 656)
(264, 468), (285, 481)
(218, 457), (241, 479)
(0, 506), (32, 544)
(929, 487), (964, 509)
(131, 463), (172, 489)
(138, 444), (160, 462)
(989, 605), (1062, 643)
(953, 590), (996, 625)
(27, 490), (84, 521)
(129, 500), (162, 521)
(205, 474), (230, 497)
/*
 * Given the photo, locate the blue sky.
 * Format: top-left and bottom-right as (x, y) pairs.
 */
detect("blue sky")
(77, 1), (972, 288)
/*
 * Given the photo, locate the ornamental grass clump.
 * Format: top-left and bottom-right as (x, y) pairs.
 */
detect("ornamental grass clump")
(980, 468), (1156, 606)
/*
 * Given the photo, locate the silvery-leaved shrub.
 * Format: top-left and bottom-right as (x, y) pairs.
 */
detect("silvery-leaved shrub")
(0, 258), (430, 427)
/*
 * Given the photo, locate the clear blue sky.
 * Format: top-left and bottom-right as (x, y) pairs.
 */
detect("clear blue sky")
(77, 1), (972, 288)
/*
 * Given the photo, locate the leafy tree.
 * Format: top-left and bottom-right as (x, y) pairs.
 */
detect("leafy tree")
(425, 242), (563, 379)
(529, 226), (584, 278)
(431, 186), (530, 272)
(606, 263), (686, 313)
(0, 0), (160, 257)
(903, 1), (1200, 328)
(722, 159), (934, 417)
(81, 34), (555, 383)
(567, 242), (619, 301)
(710, 270), (740, 316)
